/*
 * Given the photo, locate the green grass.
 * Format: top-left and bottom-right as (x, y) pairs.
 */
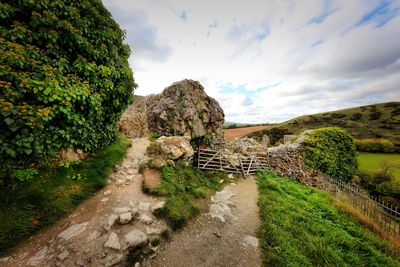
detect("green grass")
(0, 133), (130, 255)
(249, 102), (400, 151)
(256, 171), (400, 267)
(144, 161), (233, 230)
(358, 152), (400, 179)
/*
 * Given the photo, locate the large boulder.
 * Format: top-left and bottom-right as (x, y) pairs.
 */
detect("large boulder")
(148, 136), (194, 161)
(119, 96), (149, 138)
(146, 79), (224, 141)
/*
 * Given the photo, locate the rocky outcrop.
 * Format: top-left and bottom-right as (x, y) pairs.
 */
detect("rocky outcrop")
(154, 136), (194, 160)
(146, 136), (195, 168)
(119, 96), (149, 138)
(146, 79), (225, 141)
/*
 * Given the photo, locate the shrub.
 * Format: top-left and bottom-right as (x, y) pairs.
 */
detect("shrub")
(351, 113), (362, 120)
(330, 113), (346, 119)
(370, 111), (382, 120)
(301, 127), (358, 182)
(0, 1), (136, 169)
(355, 139), (396, 153)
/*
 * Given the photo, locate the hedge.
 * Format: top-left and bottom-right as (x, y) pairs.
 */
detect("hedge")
(301, 127), (358, 182)
(355, 139), (396, 153)
(0, 0), (136, 169)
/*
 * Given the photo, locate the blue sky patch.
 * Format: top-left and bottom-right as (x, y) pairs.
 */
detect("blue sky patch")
(357, 0), (400, 27)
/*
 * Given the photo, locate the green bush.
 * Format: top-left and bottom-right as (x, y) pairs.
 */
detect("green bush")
(355, 139), (396, 153)
(0, 0), (136, 169)
(376, 179), (400, 198)
(301, 127), (358, 182)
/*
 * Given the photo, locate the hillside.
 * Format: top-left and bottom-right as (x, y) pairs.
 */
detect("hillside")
(248, 102), (400, 151)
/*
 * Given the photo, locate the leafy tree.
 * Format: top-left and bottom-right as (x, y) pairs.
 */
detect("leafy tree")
(0, 0), (136, 169)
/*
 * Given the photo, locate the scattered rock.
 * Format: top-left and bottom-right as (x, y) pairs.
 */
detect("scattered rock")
(125, 230), (148, 248)
(57, 250), (69, 261)
(27, 247), (48, 266)
(134, 262), (140, 267)
(119, 212), (133, 224)
(58, 222), (88, 240)
(212, 188), (234, 205)
(76, 258), (85, 266)
(101, 198), (108, 202)
(0, 257), (11, 263)
(146, 227), (161, 235)
(150, 136), (194, 161)
(103, 253), (124, 267)
(138, 214), (153, 225)
(87, 230), (101, 242)
(209, 203), (233, 223)
(104, 190), (111, 195)
(151, 202), (165, 213)
(104, 214), (119, 231)
(104, 232), (121, 251)
(137, 202), (151, 211)
(113, 207), (131, 214)
(243, 235), (259, 248)
(209, 188), (235, 223)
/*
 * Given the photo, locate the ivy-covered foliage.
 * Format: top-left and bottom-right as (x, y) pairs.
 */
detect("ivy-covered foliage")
(301, 127), (358, 182)
(0, 0), (136, 169)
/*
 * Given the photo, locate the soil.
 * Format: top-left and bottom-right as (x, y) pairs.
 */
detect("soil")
(223, 126), (270, 140)
(142, 169), (161, 190)
(146, 176), (261, 267)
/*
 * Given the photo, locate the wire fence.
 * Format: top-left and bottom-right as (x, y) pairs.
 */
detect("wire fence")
(318, 174), (400, 236)
(196, 148), (400, 236)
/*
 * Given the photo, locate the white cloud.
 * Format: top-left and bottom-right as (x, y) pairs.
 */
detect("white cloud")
(103, 0), (400, 123)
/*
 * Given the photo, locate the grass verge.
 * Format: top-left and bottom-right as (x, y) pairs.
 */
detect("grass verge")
(143, 161), (233, 230)
(0, 133), (130, 255)
(256, 171), (400, 267)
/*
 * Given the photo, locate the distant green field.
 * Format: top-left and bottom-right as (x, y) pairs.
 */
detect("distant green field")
(358, 152), (400, 179)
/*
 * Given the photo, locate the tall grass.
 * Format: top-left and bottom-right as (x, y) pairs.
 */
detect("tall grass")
(256, 171), (399, 267)
(0, 133), (130, 255)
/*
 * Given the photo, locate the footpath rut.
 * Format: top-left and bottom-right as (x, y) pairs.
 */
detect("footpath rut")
(2, 138), (262, 267)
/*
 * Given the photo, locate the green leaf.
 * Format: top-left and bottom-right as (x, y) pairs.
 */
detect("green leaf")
(44, 87), (51, 95)
(4, 117), (14, 126)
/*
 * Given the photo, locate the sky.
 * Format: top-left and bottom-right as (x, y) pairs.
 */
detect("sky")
(102, 0), (400, 123)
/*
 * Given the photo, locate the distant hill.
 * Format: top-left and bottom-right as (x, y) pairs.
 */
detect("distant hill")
(248, 102), (400, 151)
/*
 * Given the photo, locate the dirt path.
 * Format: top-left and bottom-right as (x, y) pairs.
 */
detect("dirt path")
(146, 176), (261, 267)
(3, 138), (168, 267)
(223, 126), (269, 140)
(2, 138), (262, 267)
